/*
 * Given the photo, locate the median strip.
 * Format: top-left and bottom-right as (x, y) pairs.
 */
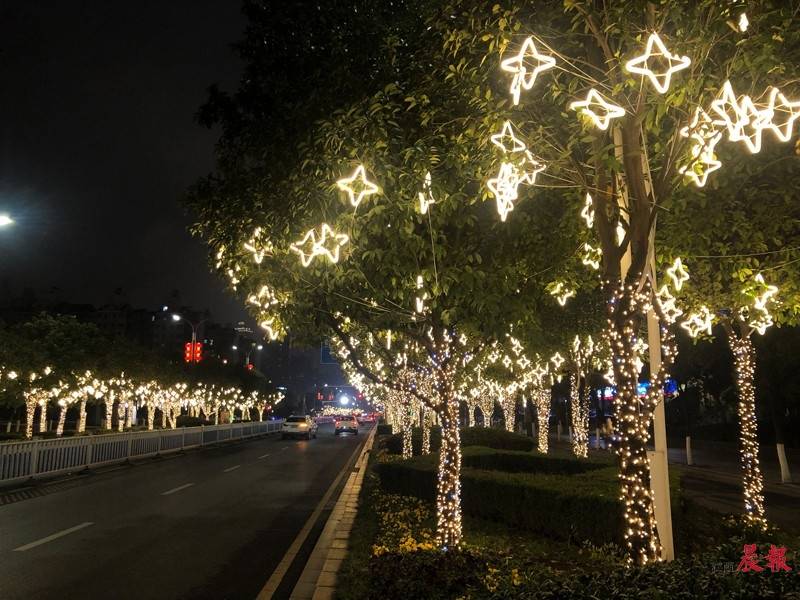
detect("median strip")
(13, 522), (94, 552)
(223, 465), (241, 473)
(161, 483), (194, 496)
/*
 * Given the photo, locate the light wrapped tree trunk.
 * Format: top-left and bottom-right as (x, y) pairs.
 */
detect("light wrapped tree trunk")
(116, 402), (125, 432)
(24, 395), (38, 439)
(533, 387), (550, 453)
(402, 401), (414, 459)
(56, 401), (68, 437)
(38, 400), (47, 433)
(146, 402), (155, 430)
(421, 407), (431, 455)
(728, 333), (767, 529)
(500, 393), (515, 433)
(160, 407), (167, 429)
(570, 373), (589, 458)
(103, 400), (113, 430)
(436, 396), (462, 549)
(78, 397), (88, 433)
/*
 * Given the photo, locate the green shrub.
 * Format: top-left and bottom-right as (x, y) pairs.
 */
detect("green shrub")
(176, 415), (211, 427)
(376, 448), (623, 545)
(382, 426), (534, 455)
(376, 423), (393, 435)
(461, 446), (607, 474)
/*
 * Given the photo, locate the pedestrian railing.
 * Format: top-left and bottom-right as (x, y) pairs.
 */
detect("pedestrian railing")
(0, 420), (284, 486)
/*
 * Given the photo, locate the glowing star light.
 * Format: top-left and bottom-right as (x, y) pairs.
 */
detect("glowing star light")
(314, 223), (349, 264)
(581, 193), (595, 228)
(582, 243), (601, 270)
(336, 165), (379, 208)
(490, 121), (526, 153)
(520, 150), (546, 184)
(666, 257), (689, 290)
(418, 171), (436, 214)
(679, 147), (722, 188)
(500, 37), (556, 105)
(761, 87), (800, 143)
(569, 89), (625, 130)
(550, 352), (565, 369)
(289, 229), (318, 267)
(550, 281), (575, 306)
(624, 33), (691, 94)
(657, 285), (683, 323)
(487, 162), (522, 222)
(681, 306), (713, 338)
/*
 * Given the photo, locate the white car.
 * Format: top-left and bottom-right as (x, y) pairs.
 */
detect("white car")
(335, 416), (359, 435)
(281, 415), (318, 440)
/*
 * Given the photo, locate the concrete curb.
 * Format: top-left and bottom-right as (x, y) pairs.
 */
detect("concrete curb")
(289, 426), (376, 600)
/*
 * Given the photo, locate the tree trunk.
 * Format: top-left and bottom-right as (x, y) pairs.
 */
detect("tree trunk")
(534, 387), (549, 454)
(402, 402), (414, 459)
(38, 401), (47, 434)
(146, 403), (155, 430)
(608, 284), (662, 564)
(570, 373), (589, 458)
(116, 402), (125, 432)
(56, 403), (67, 437)
(103, 401), (112, 430)
(160, 408), (167, 429)
(500, 394), (515, 433)
(78, 398), (87, 433)
(436, 403), (462, 549)
(421, 408), (431, 456)
(25, 397), (37, 439)
(728, 332), (767, 528)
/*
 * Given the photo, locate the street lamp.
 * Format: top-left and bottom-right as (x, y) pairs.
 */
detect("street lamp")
(0, 215), (13, 227)
(171, 313), (207, 361)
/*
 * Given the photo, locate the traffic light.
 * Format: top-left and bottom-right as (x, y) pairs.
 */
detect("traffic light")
(193, 342), (203, 363)
(184, 342), (193, 363)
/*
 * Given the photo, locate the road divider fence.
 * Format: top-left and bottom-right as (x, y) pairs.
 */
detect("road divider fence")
(0, 420), (284, 486)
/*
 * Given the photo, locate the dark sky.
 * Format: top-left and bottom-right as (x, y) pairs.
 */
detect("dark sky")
(0, 1), (249, 324)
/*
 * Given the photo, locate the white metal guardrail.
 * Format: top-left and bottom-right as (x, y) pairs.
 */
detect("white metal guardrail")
(0, 420), (284, 486)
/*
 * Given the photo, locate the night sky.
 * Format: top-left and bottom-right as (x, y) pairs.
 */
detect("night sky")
(0, 1), (249, 323)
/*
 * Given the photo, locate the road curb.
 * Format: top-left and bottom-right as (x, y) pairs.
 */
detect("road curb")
(288, 426), (376, 600)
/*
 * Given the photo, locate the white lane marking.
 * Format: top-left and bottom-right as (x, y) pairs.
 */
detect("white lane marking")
(258, 453), (271, 459)
(161, 483), (194, 496)
(280, 447), (288, 451)
(223, 465), (241, 473)
(13, 522), (94, 552)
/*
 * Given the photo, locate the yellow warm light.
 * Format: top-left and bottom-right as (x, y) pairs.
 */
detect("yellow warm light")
(681, 306), (713, 338)
(666, 257), (689, 290)
(582, 243), (601, 270)
(569, 89), (625, 130)
(490, 121), (526, 153)
(500, 36), (555, 105)
(289, 224), (348, 266)
(289, 228), (318, 267)
(418, 171), (436, 214)
(761, 87), (800, 143)
(550, 281), (575, 306)
(738, 13), (749, 32)
(581, 193), (595, 228)
(487, 162), (522, 222)
(624, 33), (691, 94)
(336, 165), (379, 208)
(657, 285), (683, 323)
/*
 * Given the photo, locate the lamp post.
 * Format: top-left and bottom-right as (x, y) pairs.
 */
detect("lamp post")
(233, 342), (263, 367)
(172, 314), (206, 362)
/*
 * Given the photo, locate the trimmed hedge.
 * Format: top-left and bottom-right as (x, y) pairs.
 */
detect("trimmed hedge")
(461, 446), (608, 474)
(382, 426), (534, 455)
(376, 423), (393, 435)
(376, 447), (622, 545)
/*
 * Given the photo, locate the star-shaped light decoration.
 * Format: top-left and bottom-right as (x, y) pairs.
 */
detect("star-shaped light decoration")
(582, 243), (602, 270)
(581, 193), (595, 228)
(657, 285), (683, 323)
(490, 121), (527, 153)
(259, 316), (282, 341)
(500, 36), (556, 105)
(517, 355), (531, 370)
(732, 95), (770, 154)
(752, 273), (779, 309)
(666, 257), (690, 290)
(569, 89), (625, 130)
(315, 223), (349, 264)
(519, 150), (546, 184)
(678, 146), (722, 188)
(711, 81), (747, 140)
(680, 106), (723, 152)
(761, 87), (800, 143)
(247, 285), (280, 309)
(681, 306), (713, 338)
(624, 33), (691, 94)
(550, 281), (575, 306)
(418, 171), (436, 214)
(550, 352), (565, 370)
(748, 306), (773, 335)
(336, 165), (379, 208)
(289, 229), (318, 267)
(243, 227), (274, 264)
(487, 162), (523, 222)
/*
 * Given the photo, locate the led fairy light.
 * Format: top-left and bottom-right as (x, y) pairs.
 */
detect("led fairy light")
(730, 335), (767, 529)
(710, 80), (773, 152)
(289, 224), (349, 266)
(569, 89), (625, 130)
(418, 171), (436, 214)
(550, 281), (575, 306)
(624, 33), (691, 94)
(761, 87), (800, 142)
(415, 274), (429, 314)
(711, 81), (746, 137)
(582, 243), (602, 270)
(550, 352), (565, 370)
(679, 147), (722, 188)
(500, 36), (555, 105)
(487, 162), (522, 221)
(666, 257), (689, 290)
(490, 121), (527, 153)
(520, 150), (547, 185)
(656, 285), (683, 323)
(581, 193), (595, 228)
(681, 306), (714, 338)
(336, 164), (379, 208)
(738, 13), (749, 32)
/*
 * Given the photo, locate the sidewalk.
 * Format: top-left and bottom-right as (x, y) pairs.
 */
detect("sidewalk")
(289, 427), (375, 600)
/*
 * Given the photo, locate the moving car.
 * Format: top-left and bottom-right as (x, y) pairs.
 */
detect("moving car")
(281, 415), (318, 440)
(335, 415), (359, 435)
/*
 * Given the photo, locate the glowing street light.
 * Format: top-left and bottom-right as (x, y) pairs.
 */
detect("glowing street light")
(0, 215), (14, 227)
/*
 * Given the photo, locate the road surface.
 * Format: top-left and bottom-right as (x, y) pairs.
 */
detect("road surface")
(0, 422), (367, 599)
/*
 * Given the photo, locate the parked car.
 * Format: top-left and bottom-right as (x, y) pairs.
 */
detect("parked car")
(335, 416), (359, 435)
(281, 415), (318, 440)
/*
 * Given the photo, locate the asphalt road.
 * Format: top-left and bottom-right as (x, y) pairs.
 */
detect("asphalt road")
(0, 422), (367, 600)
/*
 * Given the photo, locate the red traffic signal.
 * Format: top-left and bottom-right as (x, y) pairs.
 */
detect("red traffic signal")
(193, 341), (203, 363)
(184, 342), (193, 363)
